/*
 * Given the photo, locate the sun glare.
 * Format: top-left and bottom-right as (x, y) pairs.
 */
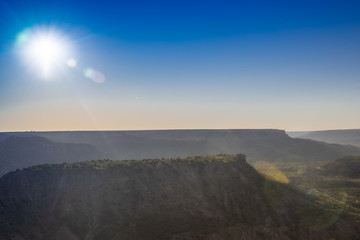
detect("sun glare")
(16, 26), (105, 83)
(27, 36), (65, 76)
(19, 27), (71, 78)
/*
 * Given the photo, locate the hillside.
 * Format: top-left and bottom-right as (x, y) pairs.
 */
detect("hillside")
(0, 155), (358, 240)
(0, 133), (8, 143)
(7, 129), (360, 162)
(297, 129), (360, 147)
(260, 159), (360, 224)
(0, 135), (105, 176)
(322, 155), (360, 178)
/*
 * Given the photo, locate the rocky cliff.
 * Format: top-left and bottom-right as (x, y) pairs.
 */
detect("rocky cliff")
(0, 155), (358, 240)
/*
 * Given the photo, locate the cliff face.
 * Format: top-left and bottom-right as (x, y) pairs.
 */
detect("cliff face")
(0, 155), (358, 240)
(0, 135), (105, 176)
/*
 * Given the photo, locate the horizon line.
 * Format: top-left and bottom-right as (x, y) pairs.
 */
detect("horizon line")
(1, 128), (360, 133)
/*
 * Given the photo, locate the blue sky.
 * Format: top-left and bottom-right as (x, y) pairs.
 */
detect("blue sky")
(0, 0), (360, 131)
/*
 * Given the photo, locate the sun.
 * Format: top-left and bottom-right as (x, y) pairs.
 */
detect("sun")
(27, 36), (64, 76)
(19, 27), (71, 78)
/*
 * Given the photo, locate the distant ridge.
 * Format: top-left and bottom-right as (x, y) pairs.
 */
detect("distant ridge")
(286, 131), (310, 138)
(298, 129), (360, 146)
(5, 129), (359, 163)
(1, 129), (359, 178)
(0, 133), (8, 143)
(0, 135), (105, 176)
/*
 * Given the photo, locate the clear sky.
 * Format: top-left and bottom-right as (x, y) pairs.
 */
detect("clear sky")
(0, 0), (360, 131)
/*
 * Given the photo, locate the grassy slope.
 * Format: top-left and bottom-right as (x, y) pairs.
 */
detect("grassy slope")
(255, 159), (360, 224)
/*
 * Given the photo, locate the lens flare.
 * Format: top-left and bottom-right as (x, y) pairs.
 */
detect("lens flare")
(84, 67), (105, 83)
(254, 161), (290, 184)
(67, 58), (77, 68)
(15, 29), (31, 46)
